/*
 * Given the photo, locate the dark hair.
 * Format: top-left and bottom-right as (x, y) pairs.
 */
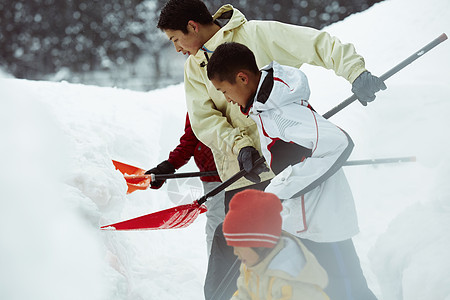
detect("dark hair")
(207, 42), (259, 83)
(157, 0), (213, 33)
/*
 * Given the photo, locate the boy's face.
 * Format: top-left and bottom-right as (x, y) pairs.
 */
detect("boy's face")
(233, 246), (260, 267)
(211, 73), (254, 108)
(164, 21), (204, 56)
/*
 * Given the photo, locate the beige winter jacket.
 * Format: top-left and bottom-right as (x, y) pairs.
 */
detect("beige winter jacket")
(231, 231), (329, 300)
(184, 5), (367, 190)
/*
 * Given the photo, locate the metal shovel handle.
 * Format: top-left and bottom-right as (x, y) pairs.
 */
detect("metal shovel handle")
(151, 170), (219, 181)
(323, 33), (448, 119)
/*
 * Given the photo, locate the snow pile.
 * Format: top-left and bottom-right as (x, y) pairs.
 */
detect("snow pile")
(0, 84), (106, 299)
(0, 79), (207, 300)
(0, 0), (449, 298)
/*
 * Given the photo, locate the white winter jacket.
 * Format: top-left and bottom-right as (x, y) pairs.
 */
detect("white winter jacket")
(247, 61), (359, 242)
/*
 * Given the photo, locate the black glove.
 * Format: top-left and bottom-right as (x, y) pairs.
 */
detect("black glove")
(237, 146), (269, 183)
(144, 160), (175, 189)
(351, 71), (387, 106)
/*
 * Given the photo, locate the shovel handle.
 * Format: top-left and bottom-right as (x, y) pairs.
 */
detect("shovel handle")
(344, 156), (416, 166)
(323, 33), (448, 119)
(153, 170), (219, 181)
(124, 171), (218, 182)
(197, 157), (266, 206)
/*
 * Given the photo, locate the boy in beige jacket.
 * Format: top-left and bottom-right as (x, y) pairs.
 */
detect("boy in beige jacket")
(223, 189), (329, 300)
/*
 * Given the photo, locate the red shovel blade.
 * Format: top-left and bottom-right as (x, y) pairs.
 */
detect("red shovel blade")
(100, 201), (207, 231)
(112, 160), (150, 193)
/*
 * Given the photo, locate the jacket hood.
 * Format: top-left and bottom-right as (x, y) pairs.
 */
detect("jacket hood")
(191, 5), (246, 63)
(250, 61), (311, 115)
(249, 232), (328, 288)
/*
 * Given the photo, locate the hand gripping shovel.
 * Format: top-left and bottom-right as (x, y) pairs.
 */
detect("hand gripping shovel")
(101, 157), (266, 231)
(112, 160), (218, 194)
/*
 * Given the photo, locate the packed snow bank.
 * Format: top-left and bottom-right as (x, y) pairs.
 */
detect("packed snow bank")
(0, 83), (107, 299)
(0, 79), (208, 299)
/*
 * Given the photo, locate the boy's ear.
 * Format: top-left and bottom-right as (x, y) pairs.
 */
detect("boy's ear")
(236, 72), (249, 85)
(187, 20), (199, 33)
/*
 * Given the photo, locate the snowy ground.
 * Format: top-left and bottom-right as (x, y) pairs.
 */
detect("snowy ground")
(1, 0), (449, 299)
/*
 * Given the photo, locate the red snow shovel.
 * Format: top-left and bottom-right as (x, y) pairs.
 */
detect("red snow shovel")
(100, 202), (208, 230)
(102, 157), (266, 231)
(112, 160), (218, 194)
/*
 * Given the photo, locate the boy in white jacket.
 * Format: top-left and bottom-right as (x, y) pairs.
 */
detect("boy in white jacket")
(208, 42), (377, 299)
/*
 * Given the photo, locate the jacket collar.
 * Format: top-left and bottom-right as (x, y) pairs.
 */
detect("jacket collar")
(247, 232), (309, 280)
(240, 94), (256, 116)
(192, 5), (247, 65)
(256, 68), (274, 105)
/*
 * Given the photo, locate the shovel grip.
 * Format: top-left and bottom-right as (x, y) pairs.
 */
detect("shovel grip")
(197, 157), (266, 206)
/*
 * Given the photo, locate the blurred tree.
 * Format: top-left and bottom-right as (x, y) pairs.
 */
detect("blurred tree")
(0, 0), (383, 83)
(0, 0), (150, 79)
(134, 0), (171, 79)
(205, 0), (382, 28)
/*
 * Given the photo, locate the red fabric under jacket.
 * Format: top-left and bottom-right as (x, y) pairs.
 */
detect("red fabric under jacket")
(167, 113), (221, 182)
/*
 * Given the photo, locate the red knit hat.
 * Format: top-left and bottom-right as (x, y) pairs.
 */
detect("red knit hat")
(223, 189), (282, 248)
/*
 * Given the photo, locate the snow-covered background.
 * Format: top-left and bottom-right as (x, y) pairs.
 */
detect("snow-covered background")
(1, 0), (449, 299)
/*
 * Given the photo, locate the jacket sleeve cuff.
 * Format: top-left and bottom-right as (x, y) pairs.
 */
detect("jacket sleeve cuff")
(232, 136), (255, 156)
(349, 66), (367, 84)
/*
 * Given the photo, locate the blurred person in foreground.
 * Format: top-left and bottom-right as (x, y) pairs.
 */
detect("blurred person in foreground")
(223, 189), (329, 300)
